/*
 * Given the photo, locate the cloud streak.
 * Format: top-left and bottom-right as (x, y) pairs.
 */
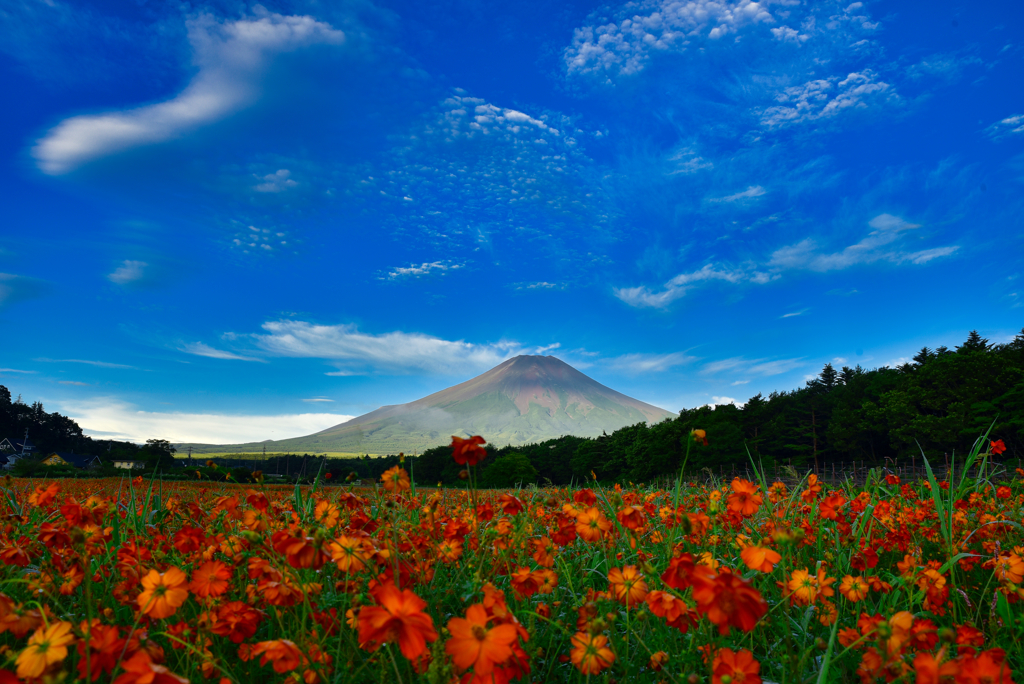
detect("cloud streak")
(179, 342), (266, 362)
(33, 10), (344, 174)
(61, 398), (352, 444)
(251, 320), (556, 375)
(615, 263), (776, 308)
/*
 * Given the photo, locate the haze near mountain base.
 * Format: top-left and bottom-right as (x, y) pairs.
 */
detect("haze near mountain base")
(187, 355), (676, 455)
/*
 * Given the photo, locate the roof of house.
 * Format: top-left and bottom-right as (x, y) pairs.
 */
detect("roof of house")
(47, 452), (102, 468)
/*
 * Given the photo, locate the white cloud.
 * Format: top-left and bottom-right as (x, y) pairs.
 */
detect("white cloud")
(730, 380), (749, 386)
(36, 358), (136, 369)
(107, 260), (147, 285)
(770, 26), (808, 42)
(61, 398), (352, 444)
(710, 395), (745, 407)
(302, 397), (334, 403)
(565, 0), (774, 78)
(710, 185), (766, 202)
(760, 70), (896, 128)
(780, 308), (808, 318)
(33, 10), (344, 174)
(179, 342), (265, 362)
(254, 169), (298, 193)
(605, 352), (698, 373)
(252, 320), (552, 375)
(986, 114), (1024, 141)
(614, 263), (776, 308)
(59, 381), (89, 386)
(768, 213), (958, 272)
(701, 356), (804, 376)
(383, 260), (462, 280)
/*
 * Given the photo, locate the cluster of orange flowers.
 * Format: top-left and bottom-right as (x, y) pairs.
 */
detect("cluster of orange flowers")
(0, 435), (1020, 684)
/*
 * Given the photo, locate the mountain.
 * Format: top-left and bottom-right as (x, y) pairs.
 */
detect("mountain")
(183, 355), (676, 454)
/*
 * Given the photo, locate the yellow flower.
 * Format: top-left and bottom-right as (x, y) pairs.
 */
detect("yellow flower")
(16, 620), (75, 678)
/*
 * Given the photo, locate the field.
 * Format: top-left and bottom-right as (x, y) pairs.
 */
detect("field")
(0, 434), (1020, 684)
(173, 453), (370, 460)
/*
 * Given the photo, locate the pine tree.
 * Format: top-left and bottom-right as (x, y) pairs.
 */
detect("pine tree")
(957, 330), (990, 354)
(912, 347), (934, 365)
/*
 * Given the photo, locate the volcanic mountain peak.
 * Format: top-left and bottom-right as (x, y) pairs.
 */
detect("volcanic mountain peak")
(185, 355), (676, 454)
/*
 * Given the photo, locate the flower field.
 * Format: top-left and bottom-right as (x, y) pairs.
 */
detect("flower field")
(0, 435), (1021, 684)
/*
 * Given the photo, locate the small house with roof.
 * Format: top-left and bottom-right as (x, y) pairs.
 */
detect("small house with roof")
(41, 452), (103, 469)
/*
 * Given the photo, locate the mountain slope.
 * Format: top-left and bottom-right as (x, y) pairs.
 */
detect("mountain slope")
(184, 356), (676, 454)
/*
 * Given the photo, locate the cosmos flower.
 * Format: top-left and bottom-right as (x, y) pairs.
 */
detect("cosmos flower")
(137, 568), (189, 619)
(357, 583), (438, 661)
(16, 620), (74, 678)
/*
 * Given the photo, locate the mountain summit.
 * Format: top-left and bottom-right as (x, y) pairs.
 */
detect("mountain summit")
(196, 356), (675, 454)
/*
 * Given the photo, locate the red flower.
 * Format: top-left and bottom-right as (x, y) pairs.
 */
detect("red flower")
(451, 435), (487, 466)
(691, 569), (768, 635)
(991, 439), (1007, 455)
(357, 583), (438, 661)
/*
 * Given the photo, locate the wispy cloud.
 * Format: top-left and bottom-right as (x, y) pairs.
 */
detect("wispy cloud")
(179, 342), (265, 362)
(780, 309), (809, 318)
(710, 186), (766, 203)
(0, 368), (36, 374)
(33, 10), (344, 174)
(986, 114), (1024, 141)
(107, 260), (147, 285)
(614, 263), (776, 309)
(301, 397), (334, 403)
(251, 320), (556, 375)
(605, 352), (698, 374)
(36, 358), (136, 369)
(383, 261), (463, 280)
(59, 381), (89, 386)
(61, 398), (352, 444)
(769, 213), (958, 272)
(701, 356), (805, 377)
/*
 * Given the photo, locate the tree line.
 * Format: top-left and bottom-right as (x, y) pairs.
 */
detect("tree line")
(416, 329), (1024, 487)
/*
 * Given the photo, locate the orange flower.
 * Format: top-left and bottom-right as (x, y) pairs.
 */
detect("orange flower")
(190, 561), (232, 599)
(357, 583), (438, 661)
(569, 632), (615, 675)
(211, 601), (265, 643)
(616, 506), (645, 531)
(381, 466), (410, 492)
(445, 604), (519, 677)
(77, 622), (125, 682)
(451, 435), (487, 466)
(991, 439), (1007, 455)
(649, 651), (669, 672)
(250, 639), (305, 673)
(712, 647), (761, 684)
(113, 651), (188, 684)
(740, 546), (781, 573)
(691, 569), (767, 635)
(786, 568), (818, 605)
(510, 567), (540, 600)
(691, 429), (708, 446)
(839, 575), (869, 603)
(958, 649), (1014, 684)
(16, 620), (74, 678)
(913, 650), (960, 684)
(608, 566), (648, 607)
(727, 479), (763, 517)
(575, 507), (612, 542)
(328, 536), (373, 573)
(993, 553), (1024, 584)
(137, 567), (189, 619)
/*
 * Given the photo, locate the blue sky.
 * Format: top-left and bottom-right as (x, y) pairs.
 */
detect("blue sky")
(1, 0), (1022, 444)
